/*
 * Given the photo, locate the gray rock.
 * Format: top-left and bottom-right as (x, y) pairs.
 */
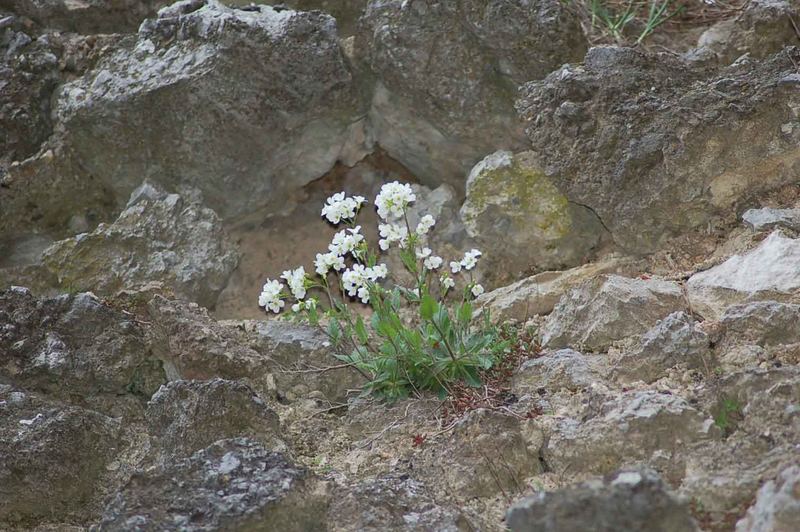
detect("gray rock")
(280, 0), (365, 36)
(513, 349), (603, 393)
(1, 0), (168, 33)
(38, 184), (239, 307)
(613, 312), (711, 384)
(55, 0), (366, 219)
(517, 47), (800, 254)
(328, 475), (471, 531)
(96, 438), (328, 531)
(542, 275), (686, 352)
(544, 391), (719, 481)
(507, 468), (698, 532)
(686, 232), (800, 320)
(355, 0), (587, 189)
(0, 392), (122, 526)
(459, 151), (606, 281)
(742, 207), (800, 232)
(0, 288), (166, 414)
(695, 0), (800, 65)
(475, 256), (636, 321)
(250, 320), (363, 403)
(146, 379), (282, 461)
(736, 465), (800, 532)
(718, 301), (800, 349)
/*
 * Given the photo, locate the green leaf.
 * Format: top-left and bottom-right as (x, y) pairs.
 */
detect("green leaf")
(420, 294), (437, 321)
(327, 317), (341, 344)
(354, 316), (369, 344)
(457, 301), (472, 326)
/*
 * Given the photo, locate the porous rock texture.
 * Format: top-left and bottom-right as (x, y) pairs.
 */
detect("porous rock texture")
(3, 0), (800, 529)
(517, 46), (800, 253)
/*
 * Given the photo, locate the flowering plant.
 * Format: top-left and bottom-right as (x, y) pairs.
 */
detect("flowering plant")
(258, 181), (508, 399)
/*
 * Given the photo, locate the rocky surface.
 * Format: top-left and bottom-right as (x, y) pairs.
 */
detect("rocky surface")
(541, 274), (686, 352)
(517, 46), (800, 253)
(355, 0), (587, 189)
(2, 0), (800, 529)
(507, 468), (698, 532)
(686, 231), (800, 319)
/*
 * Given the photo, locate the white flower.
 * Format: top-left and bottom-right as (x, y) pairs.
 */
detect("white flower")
(416, 247), (432, 259)
(375, 181), (416, 221)
(321, 192), (365, 225)
(291, 298), (318, 313)
(416, 214), (435, 235)
(471, 283), (485, 297)
(424, 255), (443, 270)
(441, 275), (455, 289)
(450, 261), (462, 274)
(378, 222), (408, 251)
(329, 225), (364, 257)
(460, 248), (482, 271)
(258, 279), (285, 314)
(281, 266), (306, 300)
(341, 263), (388, 304)
(291, 303), (301, 312)
(314, 252), (345, 276)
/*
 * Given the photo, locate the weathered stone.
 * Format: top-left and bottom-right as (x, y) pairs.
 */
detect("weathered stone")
(328, 475), (471, 531)
(686, 232), (800, 320)
(517, 47), (800, 253)
(96, 438), (328, 531)
(0, 390), (121, 526)
(1, 0), (168, 34)
(460, 151), (606, 280)
(736, 465), (800, 532)
(742, 207), (800, 232)
(249, 320), (363, 403)
(55, 0), (366, 219)
(356, 0), (587, 189)
(507, 468), (698, 532)
(513, 349), (603, 393)
(544, 391), (718, 480)
(38, 184), (239, 307)
(0, 288), (166, 412)
(718, 301), (800, 349)
(0, 21), (61, 166)
(475, 256), (636, 321)
(695, 0), (800, 65)
(280, 0), (365, 36)
(542, 275), (686, 352)
(146, 379), (282, 461)
(613, 312), (711, 384)
(416, 409), (540, 498)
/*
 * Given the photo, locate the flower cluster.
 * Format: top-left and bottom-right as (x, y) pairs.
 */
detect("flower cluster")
(314, 251), (345, 276)
(375, 181), (416, 221)
(281, 266), (306, 300)
(329, 226), (364, 257)
(342, 263), (388, 303)
(258, 279), (285, 314)
(321, 192), (365, 224)
(378, 222), (408, 250)
(416, 247), (443, 270)
(449, 248), (482, 274)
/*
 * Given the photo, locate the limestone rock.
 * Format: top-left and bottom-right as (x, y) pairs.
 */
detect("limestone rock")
(742, 207), (800, 232)
(146, 379), (282, 461)
(517, 47), (800, 253)
(328, 475), (471, 531)
(718, 301), (800, 349)
(282, 0), (365, 36)
(686, 232), (800, 320)
(475, 256), (636, 321)
(544, 391), (718, 480)
(736, 465), (800, 532)
(356, 0), (587, 189)
(507, 468), (698, 532)
(695, 0), (800, 65)
(1, 0), (168, 34)
(542, 275), (686, 352)
(39, 184), (239, 307)
(0, 288), (166, 413)
(96, 438), (328, 531)
(55, 0), (366, 218)
(613, 312), (711, 384)
(460, 151), (606, 281)
(513, 349), (603, 393)
(0, 390), (121, 526)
